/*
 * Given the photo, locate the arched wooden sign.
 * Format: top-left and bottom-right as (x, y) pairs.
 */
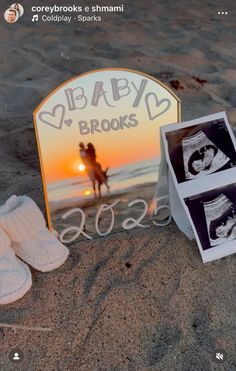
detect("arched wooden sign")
(33, 68), (181, 240)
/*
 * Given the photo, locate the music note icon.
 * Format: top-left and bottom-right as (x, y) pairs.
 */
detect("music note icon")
(32, 14), (38, 22)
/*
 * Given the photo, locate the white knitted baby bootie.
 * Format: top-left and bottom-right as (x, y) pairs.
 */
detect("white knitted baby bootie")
(0, 195), (69, 272)
(0, 227), (32, 304)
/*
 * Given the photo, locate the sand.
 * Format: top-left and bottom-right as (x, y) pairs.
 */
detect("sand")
(0, 0), (235, 369)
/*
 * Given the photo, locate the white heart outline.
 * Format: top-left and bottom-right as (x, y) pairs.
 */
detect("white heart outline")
(145, 92), (171, 120)
(64, 119), (73, 127)
(38, 104), (66, 130)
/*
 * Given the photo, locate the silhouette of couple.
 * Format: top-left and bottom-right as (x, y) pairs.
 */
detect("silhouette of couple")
(79, 142), (109, 197)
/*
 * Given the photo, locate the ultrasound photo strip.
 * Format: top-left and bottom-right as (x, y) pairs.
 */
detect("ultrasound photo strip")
(160, 111), (236, 262)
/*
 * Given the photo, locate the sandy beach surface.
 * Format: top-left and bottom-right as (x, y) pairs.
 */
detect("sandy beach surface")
(0, 0), (236, 369)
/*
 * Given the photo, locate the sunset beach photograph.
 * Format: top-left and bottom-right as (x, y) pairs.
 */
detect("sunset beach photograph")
(35, 69), (179, 236)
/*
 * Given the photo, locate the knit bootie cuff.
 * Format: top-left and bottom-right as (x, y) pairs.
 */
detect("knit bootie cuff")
(0, 196), (45, 242)
(0, 228), (11, 252)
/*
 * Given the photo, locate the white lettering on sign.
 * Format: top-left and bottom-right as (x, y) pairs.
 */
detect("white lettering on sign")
(122, 199), (149, 230)
(59, 197), (172, 243)
(59, 208), (92, 243)
(95, 199), (120, 236)
(38, 77), (171, 133)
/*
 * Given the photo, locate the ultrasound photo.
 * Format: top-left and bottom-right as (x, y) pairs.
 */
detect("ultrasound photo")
(166, 118), (236, 183)
(185, 183), (236, 250)
(203, 194), (236, 247)
(182, 130), (229, 180)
